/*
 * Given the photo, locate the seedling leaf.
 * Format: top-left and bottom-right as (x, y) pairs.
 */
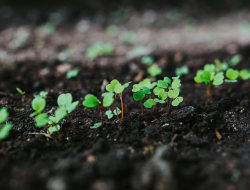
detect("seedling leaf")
(16, 88), (25, 95)
(105, 110), (114, 119)
(133, 90), (145, 101)
(144, 99), (156, 108)
(58, 93), (72, 107)
(48, 125), (60, 134)
(168, 89), (179, 99)
(31, 97), (46, 114)
(90, 122), (102, 129)
(172, 97), (183, 106)
(106, 79), (119, 92)
(35, 113), (48, 127)
(147, 64), (162, 77)
(83, 94), (99, 108)
(66, 68), (79, 79)
(0, 123), (13, 140)
(114, 83), (124, 94)
(0, 107), (8, 124)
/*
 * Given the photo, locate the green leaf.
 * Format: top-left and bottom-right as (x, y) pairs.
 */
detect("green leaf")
(48, 125), (60, 134)
(39, 91), (48, 98)
(226, 68), (239, 80)
(132, 84), (141, 92)
(175, 66), (189, 77)
(163, 77), (171, 84)
(58, 93), (73, 108)
(83, 94), (99, 108)
(141, 86), (151, 94)
(106, 79), (119, 92)
(123, 81), (132, 88)
(230, 55), (241, 66)
(153, 87), (163, 95)
(114, 83), (124, 94)
(147, 64), (162, 77)
(133, 90), (145, 101)
(168, 89), (179, 99)
(113, 108), (121, 115)
(200, 71), (211, 84)
(141, 56), (154, 65)
(35, 113), (48, 127)
(194, 70), (203, 83)
(90, 122), (102, 129)
(31, 97), (46, 113)
(103, 94), (114, 107)
(0, 123), (13, 140)
(171, 78), (181, 89)
(240, 69), (250, 80)
(157, 80), (168, 88)
(16, 88), (25, 95)
(0, 108), (8, 124)
(172, 97), (183, 106)
(48, 116), (56, 125)
(66, 101), (79, 113)
(158, 90), (168, 100)
(144, 99), (156, 108)
(154, 98), (165, 104)
(105, 110), (114, 119)
(204, 64), (215, 72)
(55, 107), (67, 123)
(225, 79), (237, 83)
(66, 68), (79, 79)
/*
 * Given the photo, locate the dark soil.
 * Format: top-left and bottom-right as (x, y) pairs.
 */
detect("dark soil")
(1, 4), (250, 190)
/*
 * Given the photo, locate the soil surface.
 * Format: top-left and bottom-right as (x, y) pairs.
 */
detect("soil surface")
(1, 6), (250, 190)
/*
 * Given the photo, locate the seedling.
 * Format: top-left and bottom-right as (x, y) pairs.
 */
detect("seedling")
(57, 93), (79, 133)
(36, 91), (48, 99)
(90, 122), (102, 129)
(239, 69), (250, 80)
(147, 64), (162, 77)
(86, 42), (114, 60)
(0, 108), (13, 155)
(30, 97), (46, 117)
(214, 59), (228, 72)
(225, 68), (239, 93)
(106, 80), (131, 120)
(105, 108), (121, 119)
(175, 65), (189, 77)
(194, 64), (224, 105)
(66, 68), (79, 79)
(106, 25), (119, 37)
(141, 56), (154, 65)
(144, 99), (156, 115)
(16, 88), (25, 95)
(230, 55), (241, 66)
(83, 92), (114, 127)
(120, 31), (137, 44)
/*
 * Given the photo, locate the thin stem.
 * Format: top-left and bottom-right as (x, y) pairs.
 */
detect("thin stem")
(57, 131), (61, 142)
(166, 97), (170, 113)
(45, 125), (51, 135)
(101, 104), (104, 127)
(120, 93), (124, 120)
(1, 141), (6, 156)
(66, 111), (75, 134)
(114, 93), (119, 119)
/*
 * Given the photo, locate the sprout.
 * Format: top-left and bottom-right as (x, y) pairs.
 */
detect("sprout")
(147, 64), (162, 77)
(106, 79), (131, 120)
(0, 107), (13, 156)
(90, 122), (102, 129)
(106, 25), (119, 37)
(239, 69), (250, 80)
(144, 99), (156, 108)
(57, 93), (79, 133)
(194, 64), (224, 105)
(83, 92), (114, 128)
(30, 97), (46, 117)
(230, 55), (241, 66)
(105, 108), (121, 119)
(86, 42), (114, 60)
(175, 65), (189, 77)
(141, 56), (154, 65)
(39, 91), (48, 98)
(225, 68), (239, 83)
(66, 68), (79, 79)
(120, 31), (137, 44)
(16, 88), (25, 95)
(214, 59), (228, 72)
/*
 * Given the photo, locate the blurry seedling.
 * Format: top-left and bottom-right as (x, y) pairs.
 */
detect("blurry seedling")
(105, 108), (121, 119)
(225, 68), (239, 93)
(106, 80), (131, 120)
(86, 42), (114, 60)
(175, 65), (189, 77)
(16, 88), (25, 95)
(230, 55), (241, 66)
(194, 64), (224, 105)
(90, 122), (102, 129)
(147, 64), (162, 77)
(214, 59), (228, 72)
(239, 69), (250, 80)
(106, 25), (119, 37)
(66, 68), (79, 79)
(38, 91), (48, 98)
(57, 93), (79, 134)
(120, 31), (137, 44)
(0, 108), (13, 156)
(141, 56), (154, 65)
(82, 93), (114, 128)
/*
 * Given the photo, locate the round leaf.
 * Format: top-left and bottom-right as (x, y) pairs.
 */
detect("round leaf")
(0, 123), (13, 140)
(0, 108), (8, 124)
(57, 93), (73, 107)
(133, 91), (145, 101)
(226, 68), (239, 80)
(113, 108), (121, 115)
(168, 89), (179, 99)
(144, 99), (156, 108)
(83, 94), (99, 108)
(55, 107), (67, 123)
(103, 95), (114, 107)
(32, 98), (46, 113)
(90, 122), (102, 129)
(106, 79), (119, 92)
(35, 113), (48, 127)
(114, 83), (124, 94)
(48, 125), (60, 134)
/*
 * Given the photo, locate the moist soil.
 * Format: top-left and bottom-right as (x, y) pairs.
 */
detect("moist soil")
(1, 45), (250, 190)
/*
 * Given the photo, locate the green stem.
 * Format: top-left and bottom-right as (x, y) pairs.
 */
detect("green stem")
(66, 111), (75, 134)
(120, 93), (124, 120)
(114, 93), (119, 119)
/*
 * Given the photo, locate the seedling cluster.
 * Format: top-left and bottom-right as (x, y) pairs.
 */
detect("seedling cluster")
(86, 42), (114, 60)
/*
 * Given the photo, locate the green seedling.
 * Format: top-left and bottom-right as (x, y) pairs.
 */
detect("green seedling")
(175, 65), (189, 77)
(39, 91), (48, 98)
(225, 68), (239, 94)
(105, 108), (121, 119)
(106, 25), (119, 37)
(83, 92), (114, 127)
(90, 122), (102, 129)
(214, 59), (228, 72)
(121, 31), (137, 44)
(57, 93), (79, 134)
(106, 80), (131, 120)
(16, 88), (25, 95)
(147, 64), (162, 77)
(141, 56), (154, 65)
(240, 69), (250, 80)
(144, 99), (157, 115)
(30, 97), (46, 117)
(47, 107), (67, 142)
(0, 108), (13, 156)
(86, 42), (114, 60)
(230, 55), (241, 66)
(194, 64), (224, 105)
(66, 68), (79, 79)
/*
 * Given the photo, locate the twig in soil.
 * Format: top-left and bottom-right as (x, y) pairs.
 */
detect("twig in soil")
(215, 130), (222, 140)
(28, 132), (52, 138)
